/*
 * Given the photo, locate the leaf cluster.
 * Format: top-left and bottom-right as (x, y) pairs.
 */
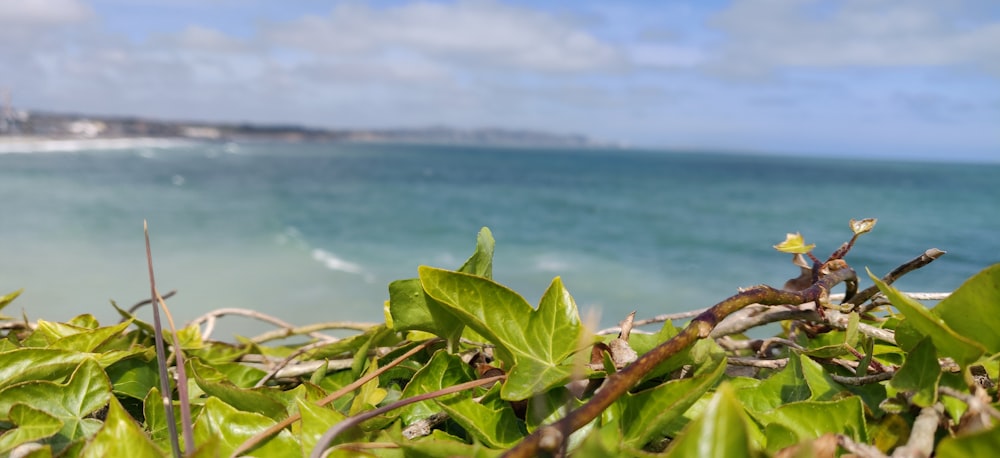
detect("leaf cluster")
(1, 222), (999, 457)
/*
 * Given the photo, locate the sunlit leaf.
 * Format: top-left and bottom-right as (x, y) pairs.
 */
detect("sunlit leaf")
(438, 383), (525, 448)
(620, 354), (726, 448)
(755, 397), (867, 453)
(0, 404), (64, 454)
(931, 263), (1000, 353)
(664, 383), (759, 457)
(937, 423), (1000, 457)
(849, 218), (877, 235)
(420, 267), (586, 400)
(773, 233), (815, 254)
(400, 350), (475, 425)
(388, 227), (495, 347)
(192, 397), (298, 458)
(48, 320), (132, 352)
(0, 359), (110, 450)
(0, 289), (23, 314)
(79, 396), (165, 458)
(869, 269), (984, 368)
(105, 353), (159, 400)
(297, 398), (348, 455)
(190, 359), (288, 419)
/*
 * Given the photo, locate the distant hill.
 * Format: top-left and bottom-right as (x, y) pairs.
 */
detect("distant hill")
(0, 109), (598, 148)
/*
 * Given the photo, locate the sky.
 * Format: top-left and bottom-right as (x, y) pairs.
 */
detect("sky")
(1, 0), (999, 161)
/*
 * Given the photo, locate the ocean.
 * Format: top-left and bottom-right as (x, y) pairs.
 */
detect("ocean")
(2, 140), (998, 338)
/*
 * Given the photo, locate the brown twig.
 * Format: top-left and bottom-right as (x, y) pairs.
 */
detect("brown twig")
(828, 370), (895, 386)
(502, 264), (858, 457)
(848, 248), (946, 312)
(250, 321), (379, 344)
(310, 375), (506, 458)
(253, 340), (332, 388)
(187, 307), (347, 343)
(124, 289), (176, 316)
(231, 338), (442, 457)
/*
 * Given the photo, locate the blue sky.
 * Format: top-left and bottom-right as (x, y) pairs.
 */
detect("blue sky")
(1, 0), (998, 160)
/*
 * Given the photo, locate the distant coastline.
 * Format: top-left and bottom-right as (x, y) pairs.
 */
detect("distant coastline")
(0, 109), (601, 151)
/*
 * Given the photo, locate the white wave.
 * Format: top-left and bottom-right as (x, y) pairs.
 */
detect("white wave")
(0, 137), (198, 154)
(311, 249), (366, 275)
(533, 254), (573, 272)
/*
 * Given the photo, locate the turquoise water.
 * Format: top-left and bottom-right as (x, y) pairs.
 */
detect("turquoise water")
(2, 141), (998, 337)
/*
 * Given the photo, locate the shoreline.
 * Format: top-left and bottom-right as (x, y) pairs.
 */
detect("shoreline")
(0, 136), (203, 154)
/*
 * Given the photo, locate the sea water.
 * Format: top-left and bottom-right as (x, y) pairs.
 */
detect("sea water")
(2, 141), (998, 338)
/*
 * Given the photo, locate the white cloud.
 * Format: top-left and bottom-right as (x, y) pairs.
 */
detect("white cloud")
(0, 0), (93, 25)
(708, 0), (1000, 76)
(157, 25), (252, 54)
(263, 0), (624, 73)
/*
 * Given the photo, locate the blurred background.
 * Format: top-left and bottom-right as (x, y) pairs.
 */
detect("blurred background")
(1, 1), (998, 338)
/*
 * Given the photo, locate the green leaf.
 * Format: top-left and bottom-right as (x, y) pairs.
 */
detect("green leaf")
(0, 404), (64, 454)
(190, 359), (288, 419)
(798, 352), (848, 402)
(438, 383), (525, 448)
(932, 263), (1000, 353)
(0, 358), (111, 450)
(105, 353), (159, 400)
(737, 352), (811, 414)
(620, 354), (726, 448)
(889, 338), (941, 407)
(773, 233), (815, 254)
(400, 430), (502, 458)
(937, 423), (1000, 457)
(80, 396), (166, 458)
(0, 289), (23, 320)
(0, 348), (89, 389)
(419, 267), (585, 400)
(869, 269), (984, 368)
(800, 313), (859, 358)
(297, 398), (348, 455)
(400, 350), (476, 425)
(664, 383), (758, 458)
(388, 228), (495, 348)
(193, 397), (298, 458)
(755, 397), (867, 453)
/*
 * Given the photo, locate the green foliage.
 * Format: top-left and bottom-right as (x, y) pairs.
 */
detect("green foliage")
(1, 228), (999, 457)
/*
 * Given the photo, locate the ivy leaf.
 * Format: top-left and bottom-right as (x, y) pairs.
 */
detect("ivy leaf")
(438, 383), (525, 448)
(889, 338), (941, 407)
(869, 269), (984, 368)
(190, 359), (288, 419)
(619, 354), (726, 449)
(756, 397), (867, 453)
(664, 383), (758, 457)
(773, 233), (815, 254)
(388, 227), (495, 347)
(0, 288), (23, 312)
(737, 352), (811, 415)
(46, 320), (132, 352)
(105, 353), (159, 400)
(0, 404), (64, 454)
(0, 358), (111, 451)
(937, 423), (1000, 457)
(297, 398), (348, 455)
(419, 267), (585, 400)
(400, 350), (475, 425)
(931, 263), (1000, 353)
(80, 396), (165, 458)
(192, 397), (298, 458)
(0, 348), (90, 389)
